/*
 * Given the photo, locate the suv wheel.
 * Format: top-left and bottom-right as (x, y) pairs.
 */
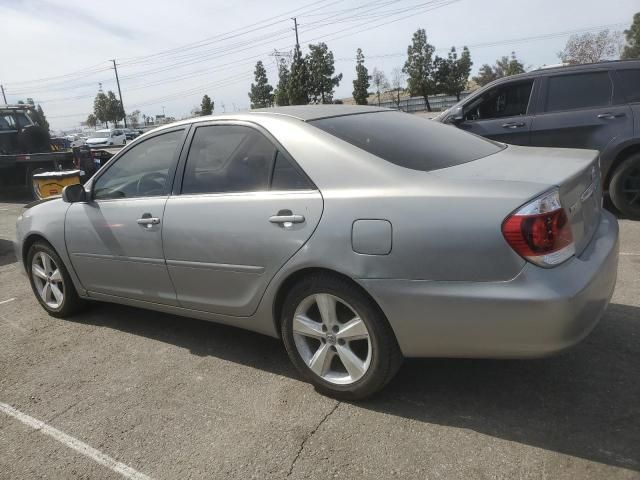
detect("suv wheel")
(610, 152), (640, 220)
(281, 274), (403, 400)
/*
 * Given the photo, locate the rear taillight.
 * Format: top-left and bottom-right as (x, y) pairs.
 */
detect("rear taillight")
(502, 188), (575, 267)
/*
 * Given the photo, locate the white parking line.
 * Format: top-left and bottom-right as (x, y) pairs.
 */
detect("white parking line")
(0, 298), (16, 305)
(0, 402), (153, 480)
(620, 252), (640, 256)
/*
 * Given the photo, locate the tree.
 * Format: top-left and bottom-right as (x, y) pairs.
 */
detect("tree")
(288, 44), (309, 105)
(106, 91), (125, 127)
(86, 114), (97, 128)
(403, 28), (436, 111)
(306, 42), (342, 104)
(558, 30), (623, 64)
(622, 12), (640, 59)
(371, 68), (389, 106)
(390, 67), (406, 108)
(249, 60), (274, 109)
(93, 91), (110, 127)
(352, 48), (370, 105)
(274, 58), (290, 106)
(434, 46), (472, 101)
(200, 94), (214, 115)
(472, 52), (525, 87)
(126, 110), (141, 128)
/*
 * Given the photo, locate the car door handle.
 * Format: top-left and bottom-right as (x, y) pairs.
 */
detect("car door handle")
(137, 216), (160, 226)
(597, 112), (625, 119)
(269, 214), (305, 225)
(501, 122), (525, 129)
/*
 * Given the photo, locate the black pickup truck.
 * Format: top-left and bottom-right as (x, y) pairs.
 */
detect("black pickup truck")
(0, 105), (75, 197)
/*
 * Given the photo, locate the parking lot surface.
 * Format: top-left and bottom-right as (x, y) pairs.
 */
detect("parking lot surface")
(0, 193), (639, 480)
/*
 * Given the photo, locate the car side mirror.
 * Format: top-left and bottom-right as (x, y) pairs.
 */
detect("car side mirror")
(62, 183), (87, 203)
(447, 105), (464, 125)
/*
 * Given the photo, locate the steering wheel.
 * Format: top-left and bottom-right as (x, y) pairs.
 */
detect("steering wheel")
(136, 171), (167, 196)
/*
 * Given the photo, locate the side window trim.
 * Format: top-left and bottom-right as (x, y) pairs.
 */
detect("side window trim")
(174, 120), (316, 196)
(90, 126), (188, 201)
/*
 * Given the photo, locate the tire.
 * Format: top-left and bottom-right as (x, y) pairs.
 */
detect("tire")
(27, 241), (85, 318)
(281, 273), (403, 400)
(609, 152), (640, 220)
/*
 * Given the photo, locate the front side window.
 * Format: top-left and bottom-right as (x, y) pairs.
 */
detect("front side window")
(617, 69), (640, 103)
(182, 125), (276, 194)
(464, 80), (533, 121)
(0, 113), (17, 130)
(545, 72), (611, 112)
(93, 130), (183, 200)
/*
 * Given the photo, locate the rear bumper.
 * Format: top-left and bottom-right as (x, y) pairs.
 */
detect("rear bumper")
(360, 210), (619, 358)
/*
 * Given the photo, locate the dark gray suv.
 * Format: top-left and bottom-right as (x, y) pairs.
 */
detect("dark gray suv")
(435, 60), (640, 219)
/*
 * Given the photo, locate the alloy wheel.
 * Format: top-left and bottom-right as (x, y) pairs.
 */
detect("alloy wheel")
(31, 251), (64, 309)
(292, 293), (372, 385)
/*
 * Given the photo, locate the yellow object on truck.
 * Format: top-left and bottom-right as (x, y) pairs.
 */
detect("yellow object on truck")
(31, 170), (82, 199)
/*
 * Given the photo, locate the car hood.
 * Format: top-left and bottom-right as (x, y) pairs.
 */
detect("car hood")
(86, 137), (108, 143)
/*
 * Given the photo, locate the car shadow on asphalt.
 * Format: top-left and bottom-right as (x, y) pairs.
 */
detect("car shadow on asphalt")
(70, 301), (640, 472)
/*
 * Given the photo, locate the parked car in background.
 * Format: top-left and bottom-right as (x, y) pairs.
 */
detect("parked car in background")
(65, 134), (86, 148)
(15, 106), (618, 399)
(434, 59), (640, 219)
(85, 129), (126, 148)
(123, 129), (139, 141)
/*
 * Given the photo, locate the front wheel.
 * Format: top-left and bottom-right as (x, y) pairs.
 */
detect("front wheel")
(609, 152), (640, 220)
(27, 242), (84, 317)
(281, 274), (403, 400)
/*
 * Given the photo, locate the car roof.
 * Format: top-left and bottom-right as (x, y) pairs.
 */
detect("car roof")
(250, 105), (390, 121)
(487, 58), (640, 86)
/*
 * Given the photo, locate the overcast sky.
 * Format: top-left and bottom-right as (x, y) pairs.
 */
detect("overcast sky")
(1, 0), (637, 130)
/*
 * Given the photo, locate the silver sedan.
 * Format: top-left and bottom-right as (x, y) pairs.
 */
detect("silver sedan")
(15, 106), (619, 399)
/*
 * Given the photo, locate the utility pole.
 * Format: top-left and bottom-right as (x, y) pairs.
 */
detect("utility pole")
(292, 17), (299, 47)
(0, 84), (7, 104)
(111, 59), (127, 128)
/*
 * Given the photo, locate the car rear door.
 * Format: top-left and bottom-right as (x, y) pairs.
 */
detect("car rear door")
(456, 78), (536, 145)
(162, 121), (323, 316)
(529, 70), (633, 152)
(65, 127), (187, 305)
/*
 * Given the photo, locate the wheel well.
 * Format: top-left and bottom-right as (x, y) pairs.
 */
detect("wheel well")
(21, 233), (50, 267)
(272, 267), (386, 337)
(606, 144), (640, 187)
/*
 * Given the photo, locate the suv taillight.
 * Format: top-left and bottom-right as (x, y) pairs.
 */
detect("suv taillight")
(502, 188), (574, 267)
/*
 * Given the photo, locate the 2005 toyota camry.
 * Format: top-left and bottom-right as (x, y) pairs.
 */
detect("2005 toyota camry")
(15, 106), (619, 399)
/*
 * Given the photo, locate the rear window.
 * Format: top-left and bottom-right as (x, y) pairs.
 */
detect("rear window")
(309, 111), (503, 172)
(617, 69), (640, 103)
(545, 72), (612, 112)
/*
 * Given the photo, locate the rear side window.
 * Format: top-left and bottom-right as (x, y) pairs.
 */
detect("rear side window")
(617, 69), (640, 103)
(183, 125), (275, 194)
(271, 151), (314, 190)
(310, 111), (503, 172)
(545, 72), (611, 112)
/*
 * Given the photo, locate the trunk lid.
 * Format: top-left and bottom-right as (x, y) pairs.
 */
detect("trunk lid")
(433, 145), (602, 255)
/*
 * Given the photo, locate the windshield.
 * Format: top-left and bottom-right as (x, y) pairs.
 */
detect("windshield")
(310, 111), (504, 172)
(90, 132), (110, 139)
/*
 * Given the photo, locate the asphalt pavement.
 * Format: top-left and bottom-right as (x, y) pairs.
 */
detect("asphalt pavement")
(0, 191), (639, 480)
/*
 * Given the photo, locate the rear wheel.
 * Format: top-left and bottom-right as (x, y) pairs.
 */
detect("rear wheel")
(27, 242), (84, 317)
(610, 152), (640, 220)
(281, 274), (403, 400)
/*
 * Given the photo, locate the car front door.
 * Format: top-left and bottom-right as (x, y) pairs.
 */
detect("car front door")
(529, 70), (633, 152)
(162, 122), (323, 316)
(65, 127), (187, 305)
(456, 79), (535, 145)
